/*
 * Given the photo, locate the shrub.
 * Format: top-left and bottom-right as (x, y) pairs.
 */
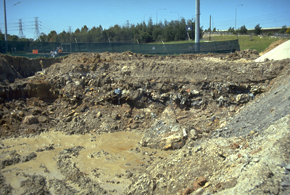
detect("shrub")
(254, 24), (262, 35)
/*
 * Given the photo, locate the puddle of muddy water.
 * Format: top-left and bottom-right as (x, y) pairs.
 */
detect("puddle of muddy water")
(0, 130), (172, 194)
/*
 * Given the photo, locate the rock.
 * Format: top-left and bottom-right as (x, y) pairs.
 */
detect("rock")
(285, 164), (290, 171)
(20, 175), (50, 194)
(21, 152), (37, 162)
(38, 116), (48, 123)
(124, 173), (156, 195)
(281, 181), (290, 187)
(0, 172), (13, 194)
(191, 89), (200, 95)
(0, 151), (21, 169)
(193, 176), (207, 190)
(64, 116), (72, 122)
(22, 115), (39, 125)
(141, 107), (187, 150)
(192, 188), (204, 195)
(190, 129), (198, 140)
(236, 94), (250, 103)
(96, 111), (102, 118)
(36, 145), (55, 152)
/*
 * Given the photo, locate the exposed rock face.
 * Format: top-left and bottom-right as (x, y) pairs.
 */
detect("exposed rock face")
(141, 107), (188, 150)
(0, 52), (289, 194)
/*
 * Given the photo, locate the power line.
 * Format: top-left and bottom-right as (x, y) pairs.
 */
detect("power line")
(18, 19), (25, 38)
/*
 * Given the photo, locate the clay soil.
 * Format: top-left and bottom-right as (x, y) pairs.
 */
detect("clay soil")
(0, 51), (290, 194)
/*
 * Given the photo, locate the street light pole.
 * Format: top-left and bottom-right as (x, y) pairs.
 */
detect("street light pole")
(235, 4), (243, 30)
(156, 8), (166, 25)
(195, 0), (200, 52)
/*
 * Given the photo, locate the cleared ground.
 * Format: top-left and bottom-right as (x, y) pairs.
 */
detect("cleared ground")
(0, 49), (290, 194)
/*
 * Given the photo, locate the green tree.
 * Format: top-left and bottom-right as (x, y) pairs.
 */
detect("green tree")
(164, 20), (175, 41)
(8, 35), (18, 41)
(0, 30), (4, 40)
(279, 25), (287, 33)
(141, 32), (153, 43)
(228, 27), (235, 33)
(254, 24), (262, 35)
(38, 32), (47, 42)
(152, 22), (164, 42)
(59, 30), (70, 42)
(286, 27), (290, 34)
(239, 25), (247, 34)
(81, 25), (89, 34)
(47, 30), (57, 42)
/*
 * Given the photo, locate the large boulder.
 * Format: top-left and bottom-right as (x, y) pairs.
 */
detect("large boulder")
(140, 107), (187, 150)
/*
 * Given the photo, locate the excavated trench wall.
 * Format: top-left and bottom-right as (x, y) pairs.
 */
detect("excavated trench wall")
(0, 54), (62, 102)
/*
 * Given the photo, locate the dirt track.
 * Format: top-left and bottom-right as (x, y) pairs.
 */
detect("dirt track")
(0, 51), (290, 194)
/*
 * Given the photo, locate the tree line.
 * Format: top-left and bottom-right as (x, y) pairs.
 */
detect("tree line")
(39, 18), (204, 43)
(1, 19), (289, 43)
(0, 18), (203, 43)
(225, 24), (290, 35)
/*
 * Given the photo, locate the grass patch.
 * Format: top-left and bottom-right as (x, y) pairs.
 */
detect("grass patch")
(204, 35), (289, 53)
(152, 35), (289, 53)
(150, 40), (195, 44)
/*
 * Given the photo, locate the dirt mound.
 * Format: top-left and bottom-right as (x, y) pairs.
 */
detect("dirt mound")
(260, 39), (288, 55)
(0, 52), (290, 194)
(221, 49), (260, 61)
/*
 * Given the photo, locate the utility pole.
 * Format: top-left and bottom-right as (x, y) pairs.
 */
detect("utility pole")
(235, 4), (243, 39)
(209, 15), (211, 41)
(3, 0), (8, 53)
(195, 0), (200, 52)
(235, 4), (243, 30)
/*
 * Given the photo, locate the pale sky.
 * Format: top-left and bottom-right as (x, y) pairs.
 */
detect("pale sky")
(0, 0), (289, 39)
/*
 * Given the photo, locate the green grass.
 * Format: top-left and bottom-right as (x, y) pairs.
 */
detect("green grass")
(205, 35), (289, 53)
(150, 40), (196, 44)
(152, 35), (289, 53)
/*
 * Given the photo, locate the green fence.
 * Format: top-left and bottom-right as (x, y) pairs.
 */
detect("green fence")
(0, 40), (240, 58)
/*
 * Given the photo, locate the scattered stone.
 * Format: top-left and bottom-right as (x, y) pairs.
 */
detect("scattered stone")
(21, 152), (37, 162)
(22, 115), (39, 125)
(96, 111), (102, 118)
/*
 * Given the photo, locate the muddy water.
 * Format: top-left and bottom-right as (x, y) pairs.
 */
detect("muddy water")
(0, 130), (172, 194)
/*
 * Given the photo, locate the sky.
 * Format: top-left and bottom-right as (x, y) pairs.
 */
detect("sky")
(0, 0), (289, 39)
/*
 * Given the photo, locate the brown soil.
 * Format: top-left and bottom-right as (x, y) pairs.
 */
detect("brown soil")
(0, 51), (290, 194)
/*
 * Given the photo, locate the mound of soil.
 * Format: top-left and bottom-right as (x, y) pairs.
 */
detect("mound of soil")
(0, 52), (289, 194)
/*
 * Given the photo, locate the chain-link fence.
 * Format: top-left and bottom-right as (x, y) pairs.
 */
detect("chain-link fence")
(0, 39), (240, 58)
